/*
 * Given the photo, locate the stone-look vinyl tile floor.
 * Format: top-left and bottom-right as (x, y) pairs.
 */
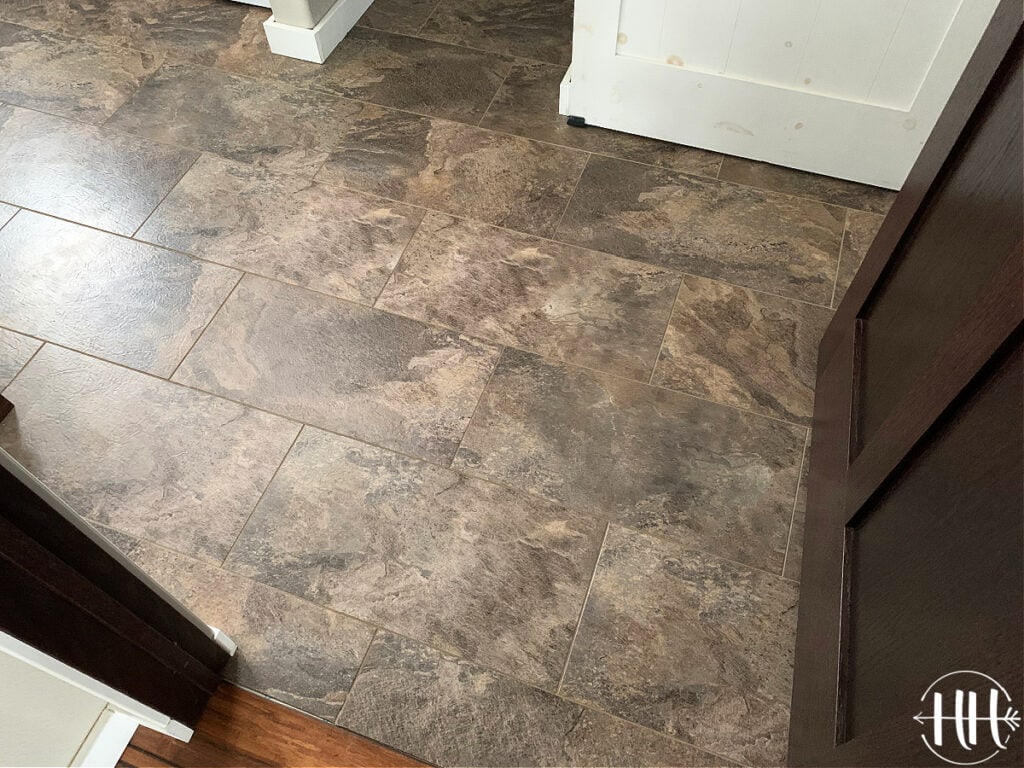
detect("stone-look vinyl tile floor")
(0, 2), (894, 766)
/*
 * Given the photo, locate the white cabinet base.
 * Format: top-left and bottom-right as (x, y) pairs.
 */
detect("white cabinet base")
(263, 0), (372, 64)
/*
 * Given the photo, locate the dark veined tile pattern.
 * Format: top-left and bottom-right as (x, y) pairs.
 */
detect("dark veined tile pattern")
(137, 153), (424, 305)
(224, 426), (604, 689)
(174, 275), (500, 465)
(376, 212), (680, 381)
(560, 525), (799, 766)
(455, 349), (806, 572)
(0, 104), (198, 234)
(834, 209), (886, 308)
(357, 0), (440, 36)
(338, 631), (735, 767)
(0, 345), (299, 563)
(105, 529), (376, 721)
(0, 212), (240, 377)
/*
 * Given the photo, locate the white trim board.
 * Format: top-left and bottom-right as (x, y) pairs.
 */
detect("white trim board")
(72, 709), (139, 768)
(264, 0), (373, 63)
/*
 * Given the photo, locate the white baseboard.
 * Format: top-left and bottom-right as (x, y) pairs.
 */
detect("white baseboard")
(72, 709), (138, 768)
(263, 0), (373, 64)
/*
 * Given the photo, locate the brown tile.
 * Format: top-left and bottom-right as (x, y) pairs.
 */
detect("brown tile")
(652, 275), (833, 425)
(833, 209), (885, 308)
(339, 631), (733, 767)
(316, 103), (587, 237)
(309, 26), (513, 123)
(376, 212), (680, 380)
(480, 63), (722, 177)
(225, 426), (603, 689)
(0, 345), (300, 562)
(454, 349), (806, 571)
(106, 63), (354, 177)
(0, 327), (40, 390)
(357, 0), (440, 35)
(106, 530), (376, 720)
(0, 21), (160, 123)
(718, 156), (896, 214)
(560, 525), (798, 766)
(419, 0), (573, 65)
(137, 154), (424, 304)
(0, 105), (197, 234)
(174, 275), (500, 464)
(556, 155), (845, 305)
(0, 212), (239, 376)
(783, 434), (810, 581)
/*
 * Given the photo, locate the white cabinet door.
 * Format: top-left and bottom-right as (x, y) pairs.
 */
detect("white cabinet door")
(560, 0), (1000, 188)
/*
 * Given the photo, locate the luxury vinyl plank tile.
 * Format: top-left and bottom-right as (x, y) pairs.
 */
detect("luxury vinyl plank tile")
(357, 0), (440, 35)
(338, 631), (734, 767)
(783, 437), (810, 582)
(418, 0), (574, 66)
(0, 105), (198, 234)
(0, 21), (160, 123)
(376, 212), (680, 380)
(137, 154), (424, 305)
(307, 26), (514, 123)
(0, 345), (299, 562)
(0, 212), (240, 376)
(0, 327), (40, 390)
(560, 525), (798, 767)
(224, 426), (603, 689)
(103, 530), (376, 721)
(174, 275), (500, 464)
(316, 103), (587, 237)
(106, 63), (355, 177)
(556, 155), (845, 305)
(652, 275), (833, 425)
(480, 63), (723, 177)
(833, 209), (885, 308)
(718, 156), (896, 214)
(454, 349), (806, 572)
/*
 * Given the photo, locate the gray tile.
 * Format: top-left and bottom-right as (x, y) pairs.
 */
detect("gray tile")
(420, 0), (573, 65)
(783, 434), (810, 581)
(556, 155), (845, 305)
(652, 275), (832, 425)
(0, 345), (299, 562)
(339, 631), (732, 767)
(316, 103), (587, 237)
(357, 0), (440, 35)
(376, 212), (680, 380)
(137, 154), (424, 304)
(310, 26), (513, 123)
(833, 209), (885, 308)
(0, 202), (14, 227)
(0, 104), (198, 234)
(0, 212), (240, 376)
(0, 327), (40, 390)
(106, 531), (376, 720)
(454, 349), (806, 572)
(225, 426), (603, 689)
(174, 275), (500, 464)
(561, 525), (798, 766)
(718, 156), (896, 214)
(480, 63), (723, 177)
(0, 21), (161, 123)
(106, 63), (355, 177)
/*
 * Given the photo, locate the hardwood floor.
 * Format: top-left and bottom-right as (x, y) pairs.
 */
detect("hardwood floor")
(118, 684), (428, 767)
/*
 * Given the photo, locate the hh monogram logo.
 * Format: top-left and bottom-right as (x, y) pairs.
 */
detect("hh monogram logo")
(915, 671), (1020, 765)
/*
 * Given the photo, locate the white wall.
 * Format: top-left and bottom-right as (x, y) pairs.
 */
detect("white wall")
(0, 650), (106, 767)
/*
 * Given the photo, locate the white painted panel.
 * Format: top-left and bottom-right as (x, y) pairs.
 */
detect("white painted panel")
(796, 0), (910, 101)
(724, 0), (821, 87)
(615, 0), (663, 59)
(0, 650), (106, 767)
(658, 0), (742, 73)
(869, 0), (964, 109)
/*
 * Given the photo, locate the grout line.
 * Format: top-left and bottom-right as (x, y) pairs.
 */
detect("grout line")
(780, 429), (811, 579)
(647, 273), (685, 386)
(414, 1), (443, 36)
(556, 522), (608, 693)
(166, 271), (244, 381)
(1, 337), (45, 395)
(828, 208), (852, 309)
(447, 343), (505, 468)
(549, 150), (591, 239)
(334, 627), (379, 726)
(219, 424), (304, 568)
(371, 212), (426, 308)
(130, 151), (200, 238)
(476, 66), (510, 128)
